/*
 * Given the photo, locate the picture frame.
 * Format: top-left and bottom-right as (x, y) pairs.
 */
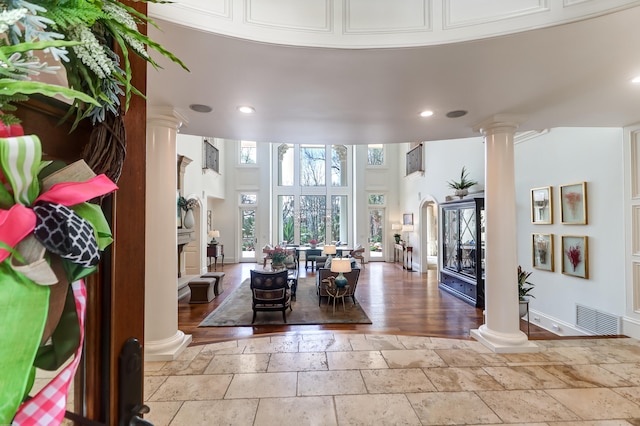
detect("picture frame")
(560, 182), (587, 224)
(561, 235), (588, 279)
(403, 213), (414, 225)
(531, 186), (552, 224)
(532, 233), (554, 271)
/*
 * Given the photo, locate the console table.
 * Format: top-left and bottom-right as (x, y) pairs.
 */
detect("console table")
(207, 244), (224, 271)
(394, 243), (413, 271)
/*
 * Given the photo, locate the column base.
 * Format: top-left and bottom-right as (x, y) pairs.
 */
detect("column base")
(470, 325), (539, 353)
(144, 330), (192, 361)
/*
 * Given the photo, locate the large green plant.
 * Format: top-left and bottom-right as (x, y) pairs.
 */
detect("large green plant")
(518, 265), (535, 301)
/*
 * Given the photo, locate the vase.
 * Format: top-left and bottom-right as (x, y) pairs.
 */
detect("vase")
(310, 243), (317, 249)
(183, 209), (194, 229)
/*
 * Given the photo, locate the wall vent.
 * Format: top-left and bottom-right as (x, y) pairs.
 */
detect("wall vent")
(576, 304), (621, 335)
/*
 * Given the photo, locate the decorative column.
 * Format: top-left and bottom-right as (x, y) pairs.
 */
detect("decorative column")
(470, 115), (538, 353)
(145, 107), (192, 361)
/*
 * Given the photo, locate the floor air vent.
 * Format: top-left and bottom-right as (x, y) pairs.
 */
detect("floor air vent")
(576, 304), (621, 335)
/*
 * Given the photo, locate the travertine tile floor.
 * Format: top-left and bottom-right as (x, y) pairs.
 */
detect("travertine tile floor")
(144, 332), (640, 425)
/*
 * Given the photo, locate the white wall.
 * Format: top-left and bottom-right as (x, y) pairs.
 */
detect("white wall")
(178, 135), (226, 273)
(400, 137), (486, 270)
(514, 127), (625, 335)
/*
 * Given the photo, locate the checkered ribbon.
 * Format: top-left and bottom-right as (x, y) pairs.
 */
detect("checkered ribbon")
(12, 280), (86, 426)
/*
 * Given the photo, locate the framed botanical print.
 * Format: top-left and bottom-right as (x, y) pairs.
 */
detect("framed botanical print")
(561, 235), (588, 279)
(532, 233), (554, 271)
(531, 186), (552, 224)
(560, 182), (587, 224)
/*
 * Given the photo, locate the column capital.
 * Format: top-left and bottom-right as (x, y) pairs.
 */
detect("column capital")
(147, 106), (189, 130)
(473, 114), (525, 136)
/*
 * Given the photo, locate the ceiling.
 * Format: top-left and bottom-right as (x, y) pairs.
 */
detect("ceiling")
(146, 6), (640, 145)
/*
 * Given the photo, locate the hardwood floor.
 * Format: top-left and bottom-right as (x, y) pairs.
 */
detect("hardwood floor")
(179, 261), (560, 346)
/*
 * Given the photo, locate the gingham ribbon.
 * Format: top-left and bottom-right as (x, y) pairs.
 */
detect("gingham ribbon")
(12, 279), (86, 426)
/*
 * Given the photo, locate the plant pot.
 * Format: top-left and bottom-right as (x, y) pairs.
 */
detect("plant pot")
(455, 189), (468, 198)
(519, 299), (529, 318)
(309, 244), (317, 249)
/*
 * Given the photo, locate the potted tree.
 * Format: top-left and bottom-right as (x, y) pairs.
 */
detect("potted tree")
(518, 265), (535, 317)
(447, 166), (478, 198)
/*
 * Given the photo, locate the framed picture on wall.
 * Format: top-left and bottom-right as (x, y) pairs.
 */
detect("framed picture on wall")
(403, 213), (413, 225)
(560, 182), (587, 224)
(532, 233), (554, 271)
(531, 186), (552, 224)
(561, 235), (588, 279)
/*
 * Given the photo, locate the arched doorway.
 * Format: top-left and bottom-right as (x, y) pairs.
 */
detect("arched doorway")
(420, 197), (438, 273)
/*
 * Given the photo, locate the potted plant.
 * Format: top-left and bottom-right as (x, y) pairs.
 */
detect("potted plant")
(270, 247), (288, 269)
(518, 265), (535, 317)
(447, 166), (478, 198)
(393, 233), (401, 244)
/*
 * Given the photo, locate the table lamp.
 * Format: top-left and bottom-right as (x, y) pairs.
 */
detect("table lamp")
(208, 230), (220, 245)
(324, 244), (336, 261)
(402, 224), (414, 246)
(330, 258), (351, 288)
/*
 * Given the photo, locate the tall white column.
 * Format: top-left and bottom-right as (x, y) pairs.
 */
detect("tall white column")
(470, 115), (538, 353)
(144, 107), (192, 361)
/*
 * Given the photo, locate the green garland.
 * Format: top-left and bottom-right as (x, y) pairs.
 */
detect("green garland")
(0, 0), (188, 127)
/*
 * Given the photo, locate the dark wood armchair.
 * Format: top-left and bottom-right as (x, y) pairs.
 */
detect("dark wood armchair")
(250, 269), (291, 323)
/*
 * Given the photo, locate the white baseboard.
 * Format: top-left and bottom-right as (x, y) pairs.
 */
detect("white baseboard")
(526, 309), (591, 337)
(622, 316), (640, 340)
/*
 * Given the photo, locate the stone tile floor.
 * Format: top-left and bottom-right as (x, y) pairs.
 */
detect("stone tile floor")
(144, 332), (640, 425)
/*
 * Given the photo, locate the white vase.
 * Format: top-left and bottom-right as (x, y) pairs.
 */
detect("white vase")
(183, 209), (194, 229)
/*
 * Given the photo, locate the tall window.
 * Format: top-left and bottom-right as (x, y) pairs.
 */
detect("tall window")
(367, 144), (384, 166)
(240, 140), (256, 164)
(274, 144), (352, 245)
(300, 145), (325, 186)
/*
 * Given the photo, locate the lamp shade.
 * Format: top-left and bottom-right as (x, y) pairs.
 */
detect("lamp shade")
(208, 230), (220, 238)
(330, 258), (351, 274)
(391, 223), (402, 231)
(324, 244), (337, 255)
(401, 224), (414, 233)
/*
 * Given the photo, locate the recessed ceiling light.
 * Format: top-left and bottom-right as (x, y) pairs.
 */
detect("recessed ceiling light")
(419, 110), (434, 117)
(446, 110), (468, 118)
(237, 106), (255, 114)
(189, 104), (212, 113)
(632, 76), (640, 84)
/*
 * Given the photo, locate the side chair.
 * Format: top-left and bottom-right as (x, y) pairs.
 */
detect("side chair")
(250, 269), (291, 323)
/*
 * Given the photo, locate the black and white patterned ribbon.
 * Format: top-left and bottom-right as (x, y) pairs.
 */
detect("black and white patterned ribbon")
(32, 201), (100, 268)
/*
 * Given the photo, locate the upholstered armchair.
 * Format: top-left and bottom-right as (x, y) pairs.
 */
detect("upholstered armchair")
(250, 269), (291, 323)
(316, 266), (360, 306)
(349, 245), (365, 267)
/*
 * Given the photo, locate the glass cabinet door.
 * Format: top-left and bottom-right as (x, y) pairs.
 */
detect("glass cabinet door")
(459, 207), (477, 277)
(442, 209), (459, 270)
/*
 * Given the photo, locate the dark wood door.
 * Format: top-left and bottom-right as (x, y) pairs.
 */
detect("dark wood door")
(16, 2), (148, 423)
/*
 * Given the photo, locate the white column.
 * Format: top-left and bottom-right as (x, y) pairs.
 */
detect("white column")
(144, 107), (192, 361)
(470, 115), (538, 353)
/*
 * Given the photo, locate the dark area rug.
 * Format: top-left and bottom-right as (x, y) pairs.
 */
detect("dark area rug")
(199, 277), (372, 326)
